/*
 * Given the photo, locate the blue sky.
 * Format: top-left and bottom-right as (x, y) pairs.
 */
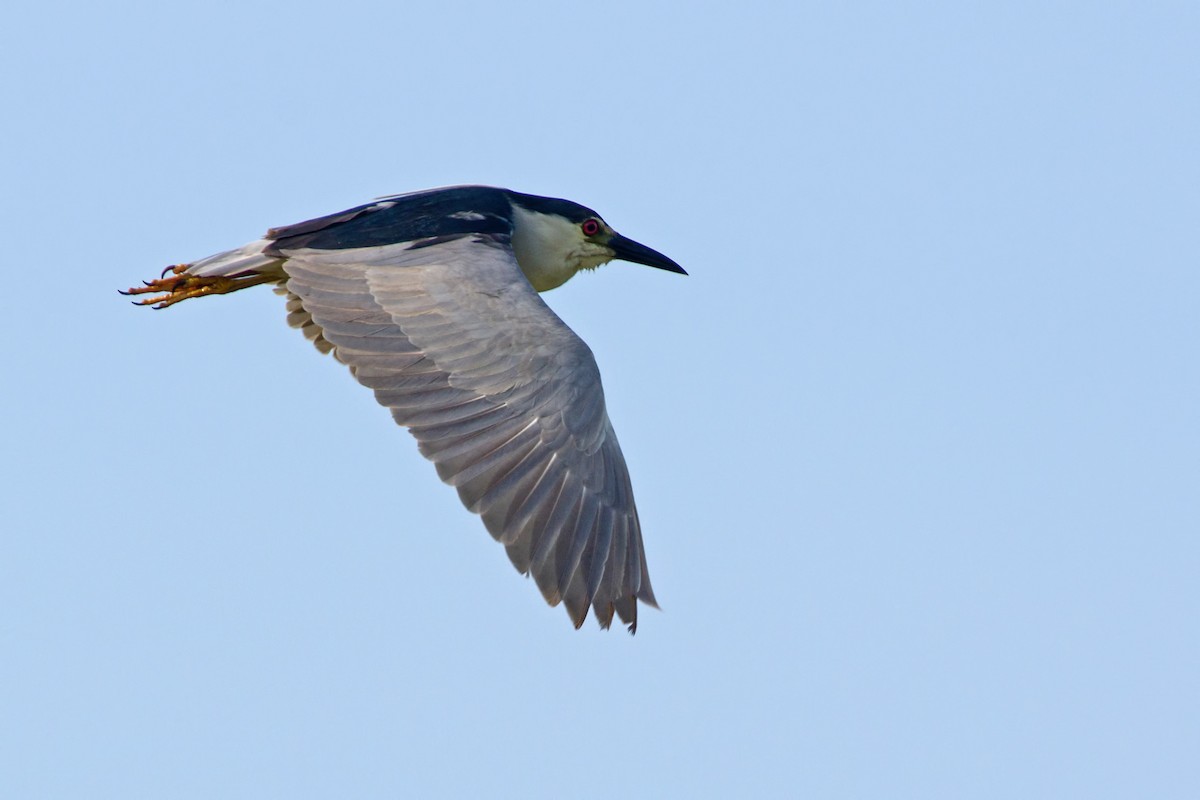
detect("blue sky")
(2, 2), (1197, 797)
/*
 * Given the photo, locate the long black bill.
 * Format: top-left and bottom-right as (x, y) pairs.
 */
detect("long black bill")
(609, 234), (688, 275)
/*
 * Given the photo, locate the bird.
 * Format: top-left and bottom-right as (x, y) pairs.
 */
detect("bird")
(122, 185), (686, 632)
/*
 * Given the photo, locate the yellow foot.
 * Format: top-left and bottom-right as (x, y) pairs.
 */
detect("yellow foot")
(120, 264), (273, 309)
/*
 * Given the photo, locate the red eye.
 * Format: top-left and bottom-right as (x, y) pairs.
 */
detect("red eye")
(581, 219), (601, 236)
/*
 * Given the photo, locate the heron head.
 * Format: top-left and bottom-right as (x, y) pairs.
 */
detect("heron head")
(507, 191), (686, 291)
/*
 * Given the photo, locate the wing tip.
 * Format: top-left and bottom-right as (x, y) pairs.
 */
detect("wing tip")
(546, 587), (661, 634)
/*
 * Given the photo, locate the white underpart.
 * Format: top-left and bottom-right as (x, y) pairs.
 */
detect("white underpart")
(510, 205), (613, 292)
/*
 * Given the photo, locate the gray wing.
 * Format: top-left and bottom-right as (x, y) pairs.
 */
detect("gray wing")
(276, 233), (657, 630)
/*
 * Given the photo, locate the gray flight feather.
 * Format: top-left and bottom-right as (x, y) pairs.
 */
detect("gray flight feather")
(273, 232), (658, 631)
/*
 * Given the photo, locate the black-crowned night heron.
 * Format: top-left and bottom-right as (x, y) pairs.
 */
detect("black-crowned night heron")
(123, 186), (686, 632)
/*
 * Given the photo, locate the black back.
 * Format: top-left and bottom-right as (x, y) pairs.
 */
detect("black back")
(263, 186), (602, 252)
(267, 186), (514, 251)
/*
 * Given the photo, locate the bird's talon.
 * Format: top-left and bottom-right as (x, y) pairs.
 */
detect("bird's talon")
(121, 267), (276, 310)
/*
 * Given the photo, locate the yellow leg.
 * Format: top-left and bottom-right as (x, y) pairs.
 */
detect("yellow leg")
(120, 265), (277, 309)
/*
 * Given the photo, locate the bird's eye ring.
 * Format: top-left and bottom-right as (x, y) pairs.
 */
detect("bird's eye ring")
(581, 219), (601, 236)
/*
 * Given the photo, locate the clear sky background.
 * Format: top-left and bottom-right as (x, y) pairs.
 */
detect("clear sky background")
(1, 2), (1196, 797)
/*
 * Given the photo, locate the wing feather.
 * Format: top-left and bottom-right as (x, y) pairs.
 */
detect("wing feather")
(277, 233), (654, 630)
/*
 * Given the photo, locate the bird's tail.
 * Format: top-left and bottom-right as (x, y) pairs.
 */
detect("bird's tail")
(186, 239), (283, 278)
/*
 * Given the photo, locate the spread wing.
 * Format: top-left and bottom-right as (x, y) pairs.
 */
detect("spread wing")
(273, 231), (657, 631)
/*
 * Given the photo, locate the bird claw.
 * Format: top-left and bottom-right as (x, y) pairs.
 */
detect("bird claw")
(120, 264), (198, 308)
(120, 265), (271, 309)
